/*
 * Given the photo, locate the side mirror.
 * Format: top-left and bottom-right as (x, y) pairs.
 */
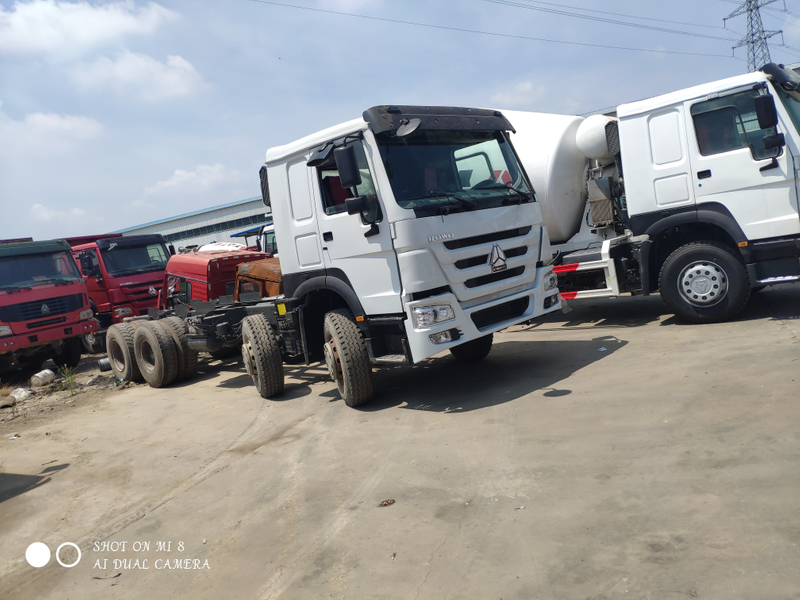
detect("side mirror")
(763, 132), (786, 150)
(334, 145), (362, 188)
(259, 165), (270, 207)
(346, 196), (374, 215)
(78, 253), (93, 277)
(755, 95), (779, 129)
(168, 244), (176, 256)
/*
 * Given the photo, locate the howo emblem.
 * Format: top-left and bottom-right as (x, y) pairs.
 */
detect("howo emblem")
(489, 244), (507, 273)
(148, 286), (158, 297)
(41, 303), (50, 315)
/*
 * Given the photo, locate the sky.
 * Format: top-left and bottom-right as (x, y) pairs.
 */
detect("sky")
(2, 0), (800, 241)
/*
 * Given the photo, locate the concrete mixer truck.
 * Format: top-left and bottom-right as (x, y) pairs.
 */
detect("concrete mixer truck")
(505, 62), (800, 323)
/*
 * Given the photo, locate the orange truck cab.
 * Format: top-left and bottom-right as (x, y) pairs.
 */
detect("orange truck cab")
(160, 250), (267, 309)
(67, 234), (172, 352)
(0, 239), (98, 373)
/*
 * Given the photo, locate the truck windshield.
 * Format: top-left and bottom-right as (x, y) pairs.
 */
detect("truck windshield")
(0, 251), (82, 291)
(774, 85), (800, 134)
(375, 130), (533, 217)
(100, 242), (169, 277)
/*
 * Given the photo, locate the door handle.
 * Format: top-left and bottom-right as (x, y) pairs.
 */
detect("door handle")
(323, 232), (333, 242)
(697, 170), (712, 179)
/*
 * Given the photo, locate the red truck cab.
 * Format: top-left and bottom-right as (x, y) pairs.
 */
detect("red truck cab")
(160, 250), (266, 309)
(67, 234), (172, 352)
(0, 239), (98, 373)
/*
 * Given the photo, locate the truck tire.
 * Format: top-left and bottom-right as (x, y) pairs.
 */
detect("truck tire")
(659, 241), (750, 324)
(106, 323), (142, 382)
(53, 337), (83, 369)
(241, 314), (284, 398)
(323, 309), (373, 407)
(161, 316), (198, 382)
(449, 334), (493, 362)
(133, 321), (179, 388)
(82, 331), (106, 354)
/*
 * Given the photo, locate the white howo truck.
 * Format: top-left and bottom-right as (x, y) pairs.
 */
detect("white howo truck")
(505, 62), (800, 323)
(258, 105), (561, 406)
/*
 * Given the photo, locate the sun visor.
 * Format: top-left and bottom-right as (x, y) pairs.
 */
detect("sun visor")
(363, 106), (515, 136)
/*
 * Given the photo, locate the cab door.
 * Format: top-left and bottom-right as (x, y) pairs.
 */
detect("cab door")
(686, 88), (800, 241)
(311, 140), (402, 315)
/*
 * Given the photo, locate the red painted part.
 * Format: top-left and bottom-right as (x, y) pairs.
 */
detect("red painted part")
(560, 291), (578, 300)
(554, 263), (579, 273)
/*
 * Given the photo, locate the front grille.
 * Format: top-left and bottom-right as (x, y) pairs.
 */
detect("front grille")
(411, 286), (452, 301)
(470, 297), (529, 331)
(443, 227), (532, 250)
(465, 267), (525, 289)
(27, 316), (67, 329)
(0, 293), (83, 323)
(455, 246), (527, 270)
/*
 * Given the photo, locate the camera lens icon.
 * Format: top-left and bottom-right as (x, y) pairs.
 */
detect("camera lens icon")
(25, 542), (81, 568)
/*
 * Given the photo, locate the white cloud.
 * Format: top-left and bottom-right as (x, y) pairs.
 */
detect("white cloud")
(489, 81), (550, 111)
(28, 203), (105, 230)
(73, 51), (205, 100)
(0, 0), (176, 60)
(144, 163), (247, 196)
(0, 102), (102, 156)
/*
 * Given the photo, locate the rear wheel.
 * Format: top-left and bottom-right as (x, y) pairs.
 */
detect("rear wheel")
(53, 337), (82, 369)
(449, 334), (493, 362)
(106, 323), (142, 382)
(323, 309), (373, 407)
(659, 241), (750, 324)
(241, 314), (284, 398)
(161, 316), (198, 382)
(133, 321), (179, 388)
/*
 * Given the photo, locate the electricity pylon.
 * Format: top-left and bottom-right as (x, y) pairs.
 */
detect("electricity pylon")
(724, 0), (784, 72)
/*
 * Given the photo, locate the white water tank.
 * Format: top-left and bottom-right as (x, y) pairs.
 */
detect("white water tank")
(504, 111), (588, 244)
(576, 114), (618, 160)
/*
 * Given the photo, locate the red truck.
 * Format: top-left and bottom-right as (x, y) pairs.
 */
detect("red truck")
(159, 249), (267, 309)
(67, 234), (172, 353)
(0, 239), (98, 374)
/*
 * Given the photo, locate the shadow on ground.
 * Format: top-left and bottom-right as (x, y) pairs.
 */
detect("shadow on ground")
(360, 335), (627, 413)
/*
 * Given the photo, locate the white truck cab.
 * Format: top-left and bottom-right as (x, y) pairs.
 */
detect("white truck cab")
(508, 63), (800, 323)
(260, 106), (561, 405)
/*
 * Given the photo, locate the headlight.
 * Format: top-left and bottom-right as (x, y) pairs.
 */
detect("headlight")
(412, 304), (455, 328)
(0, 325), (12, 336)
(543, 271), (558, 292)
(114, 307), (133, 317)
(79, 309), (94, 320)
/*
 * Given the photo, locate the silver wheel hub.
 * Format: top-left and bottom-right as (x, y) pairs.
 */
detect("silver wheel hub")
(323, 340), (342, 383)
(242, 341), (254, 377)
(678, 260), (728, 306)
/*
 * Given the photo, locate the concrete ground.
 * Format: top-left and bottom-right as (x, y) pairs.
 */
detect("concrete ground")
(1, 286), (799, 600)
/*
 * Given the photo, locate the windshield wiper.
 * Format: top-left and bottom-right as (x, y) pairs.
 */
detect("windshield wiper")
(0, 286), (33, 293)
(473, 182), (532, 204)
(403, 192), (477, 211)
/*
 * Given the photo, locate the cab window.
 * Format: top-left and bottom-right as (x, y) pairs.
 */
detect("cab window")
(317, 142), (382, 223)
(691, 90), (780, 159)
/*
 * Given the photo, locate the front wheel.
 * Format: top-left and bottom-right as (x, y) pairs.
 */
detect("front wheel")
(323, 309), (373, 407)
(82, 331), (106, 354)
(659, 242), (750, 324)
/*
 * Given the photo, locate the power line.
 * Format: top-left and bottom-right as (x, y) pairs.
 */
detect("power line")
(482, 0), (740, 42)
(243, 0), (737, 58)
(491, 0), (731, 30)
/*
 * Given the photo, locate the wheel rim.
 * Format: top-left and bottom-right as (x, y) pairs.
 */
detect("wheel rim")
(141, 341), (156, 374)
(242, 337), (256, 379)
(323, 339), (343, 387)
(109, 340), (126, 373)
(677, 260), (728, 307)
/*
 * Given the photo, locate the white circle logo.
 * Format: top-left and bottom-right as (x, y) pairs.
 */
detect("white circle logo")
(56, 542), (81, 568)
(25, 542), (51, 568)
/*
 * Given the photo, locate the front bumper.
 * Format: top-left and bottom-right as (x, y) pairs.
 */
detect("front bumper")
(1, 318), (98, 353)
(403, 266), (561, 363)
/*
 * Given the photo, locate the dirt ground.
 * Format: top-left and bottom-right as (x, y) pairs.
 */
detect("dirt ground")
(1, 286), (799, 599)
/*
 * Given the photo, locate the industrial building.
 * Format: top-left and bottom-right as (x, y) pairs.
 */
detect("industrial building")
(115, 197), (270, 250)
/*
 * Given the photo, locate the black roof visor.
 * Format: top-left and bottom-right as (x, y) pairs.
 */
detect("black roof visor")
(363, 106), (515, 135)
(96, 234), (166, 250)
(761, 63), (800, 91)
